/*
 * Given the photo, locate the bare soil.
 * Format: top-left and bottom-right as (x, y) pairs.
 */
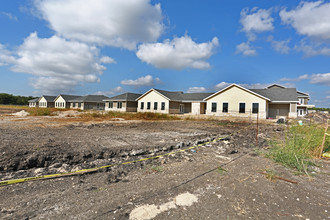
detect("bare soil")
(0, 113), (329, 219)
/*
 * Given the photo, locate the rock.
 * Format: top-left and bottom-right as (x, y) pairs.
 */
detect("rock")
(34, 168), (45, 176)
(49, 162), (62, 169)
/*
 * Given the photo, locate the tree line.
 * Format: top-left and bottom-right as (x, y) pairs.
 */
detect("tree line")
(0, 93), (37, 105)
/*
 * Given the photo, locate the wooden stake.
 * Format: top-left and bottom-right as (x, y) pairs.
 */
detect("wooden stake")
(256, 112), (259, 147)
(319, 119), (329, 158)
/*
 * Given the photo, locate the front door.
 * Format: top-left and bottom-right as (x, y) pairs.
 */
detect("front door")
(297, 109), (303, 116)
(179, 104), (184, 114)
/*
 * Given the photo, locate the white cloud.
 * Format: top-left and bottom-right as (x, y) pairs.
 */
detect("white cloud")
(100, 56), (116, 64)
(280, 74), (309, 82)
(280, 1), (330, 41)
(136, 35), (219, 70)
(236, 42), (257, 56)
(309, 73), (330, 86)
(1, 12), (18, 21)
(295, 40), (330, 57)
(240, 7), (274, 41)
(0, 44), (16, 66)
(326, 96), (330, 99)
(34, 0), (163, 50)
(187, 87), (207, 93)
(121, 75), (160, 87)
(267, 36), (291, 54)
(95, 86), (124, 96)
(281, 73), (330, 86)
(214, 81), (271, 91)
(7, 32), (113, 94)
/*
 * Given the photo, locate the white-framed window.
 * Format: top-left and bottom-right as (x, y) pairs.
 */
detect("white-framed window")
(298, 98), (304, 105)
(211, 102), (217, 112)
(222, 102), (228, 113)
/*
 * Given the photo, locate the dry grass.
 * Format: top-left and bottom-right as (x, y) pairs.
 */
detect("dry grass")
(82, 111), (180, 120)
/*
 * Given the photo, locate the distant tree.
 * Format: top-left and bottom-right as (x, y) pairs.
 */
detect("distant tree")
(0, 93), (38, 105)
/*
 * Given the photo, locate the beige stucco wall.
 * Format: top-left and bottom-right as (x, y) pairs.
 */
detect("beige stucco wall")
(205, 86), (267, 119)
(39, 97), (47, 108)
(191, 102), (200, 115)
(138, 90), (169, 113)
(55, 96), (68, 108)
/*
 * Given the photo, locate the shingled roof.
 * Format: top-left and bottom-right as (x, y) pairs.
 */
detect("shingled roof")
(182, 93), (214, 101)
(40, 96), (57, 102)
(69, 95), (109, 103)
(251, 87), (298, 102)
(105, 93), (142, 101)
(137, 89), (212, 102)
(28, 97), (40, 103)
(57, 95), (81, 102)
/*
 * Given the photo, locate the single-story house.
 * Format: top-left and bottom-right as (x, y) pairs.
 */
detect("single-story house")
(204, 83), (313, 119)
(54, 95), (81, 109)
(69, 95), (109, 110)
(136, 88), (212, 114)
(38, 96), (56, 108)
(28, 98), (40, 107)
(104, 93), (142, 112)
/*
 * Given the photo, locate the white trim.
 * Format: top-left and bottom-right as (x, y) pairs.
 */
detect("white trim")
(204, 84), (271, 101)
(270, 101), (299, 103)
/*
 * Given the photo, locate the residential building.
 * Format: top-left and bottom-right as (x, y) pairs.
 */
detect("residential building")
(54, 95), (81, 109)
(28, 97), (40, 107)
(136, 88), (212, 114)
(204, 84), (313, 119)
(104, 93), (141, 112)
(69, 95), (108, 110)
(38, 96), (56, 108)
(296, 91), (314, 117)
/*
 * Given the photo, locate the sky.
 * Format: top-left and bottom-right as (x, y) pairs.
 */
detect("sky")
(0, 0), (329, 107)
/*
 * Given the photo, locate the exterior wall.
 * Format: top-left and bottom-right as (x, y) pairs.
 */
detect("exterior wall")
(105, 101), (127, 112)
(55, 96), (68, 108)
(29, 102), (36, 107)
(126, 101), (138, 112)
(137, 91), (169, 114)
(39, 97), (47, 108)
(183, 103), (191, 114)
(268, 104), (289, 118)
(169, 101), (181, 114)
(297, 106), (308, 117)
(205, 86), (267, 119)
(191, 102), (200, 115)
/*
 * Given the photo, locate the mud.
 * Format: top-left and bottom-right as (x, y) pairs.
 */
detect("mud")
(0, 114), (329, 219)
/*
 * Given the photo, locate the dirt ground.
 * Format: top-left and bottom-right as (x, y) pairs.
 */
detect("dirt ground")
(0, 111), (329, 219)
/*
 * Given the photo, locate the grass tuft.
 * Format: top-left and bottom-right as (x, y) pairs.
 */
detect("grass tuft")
(267, 124), (329, 174)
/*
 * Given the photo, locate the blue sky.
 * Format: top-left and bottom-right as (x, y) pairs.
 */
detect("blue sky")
(0, 0), (329, 107)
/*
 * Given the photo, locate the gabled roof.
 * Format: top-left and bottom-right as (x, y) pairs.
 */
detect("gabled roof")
(40, 95), (57, 102)
(297, 91), (309, 97)
(28, 97), (40, 103)
(204, 84), (271, 101)
(104, 93), (141, 101)
(136, 88), (211, 102)
(266, 84), (286, 89)
(69, 95), (109, 103)
(55, 94), (81, 102)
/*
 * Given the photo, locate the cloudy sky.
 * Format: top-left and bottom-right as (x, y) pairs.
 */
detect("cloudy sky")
(0, 0), (329, 107)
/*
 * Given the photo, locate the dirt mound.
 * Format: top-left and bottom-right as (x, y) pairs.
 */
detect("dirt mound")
(305, 112), (330, 123)
(11, 110), (29, 117)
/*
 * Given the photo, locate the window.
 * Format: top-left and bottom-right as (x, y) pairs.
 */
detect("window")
(117, 102), (122, 109)
(298, 98), (304, 104)
(154, 102), (158, 110)
(140, 102), (144, 110)
(147, 102), (151, 110)
(211, 103), (217, 112)
(252, 103), (259, 114)
(161, 102), (165, 110)
(78, 103), (81, 108)
(239, 103), (245, 113)
(109, 102), (113, 108)
(73, 103), (76, 108)
(222, 103), (228, 113)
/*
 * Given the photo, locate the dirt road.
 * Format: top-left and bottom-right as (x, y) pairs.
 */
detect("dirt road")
(0, 115), (329, 219)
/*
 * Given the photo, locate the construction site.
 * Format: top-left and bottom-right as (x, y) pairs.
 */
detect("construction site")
(0, 107), (329, 219)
